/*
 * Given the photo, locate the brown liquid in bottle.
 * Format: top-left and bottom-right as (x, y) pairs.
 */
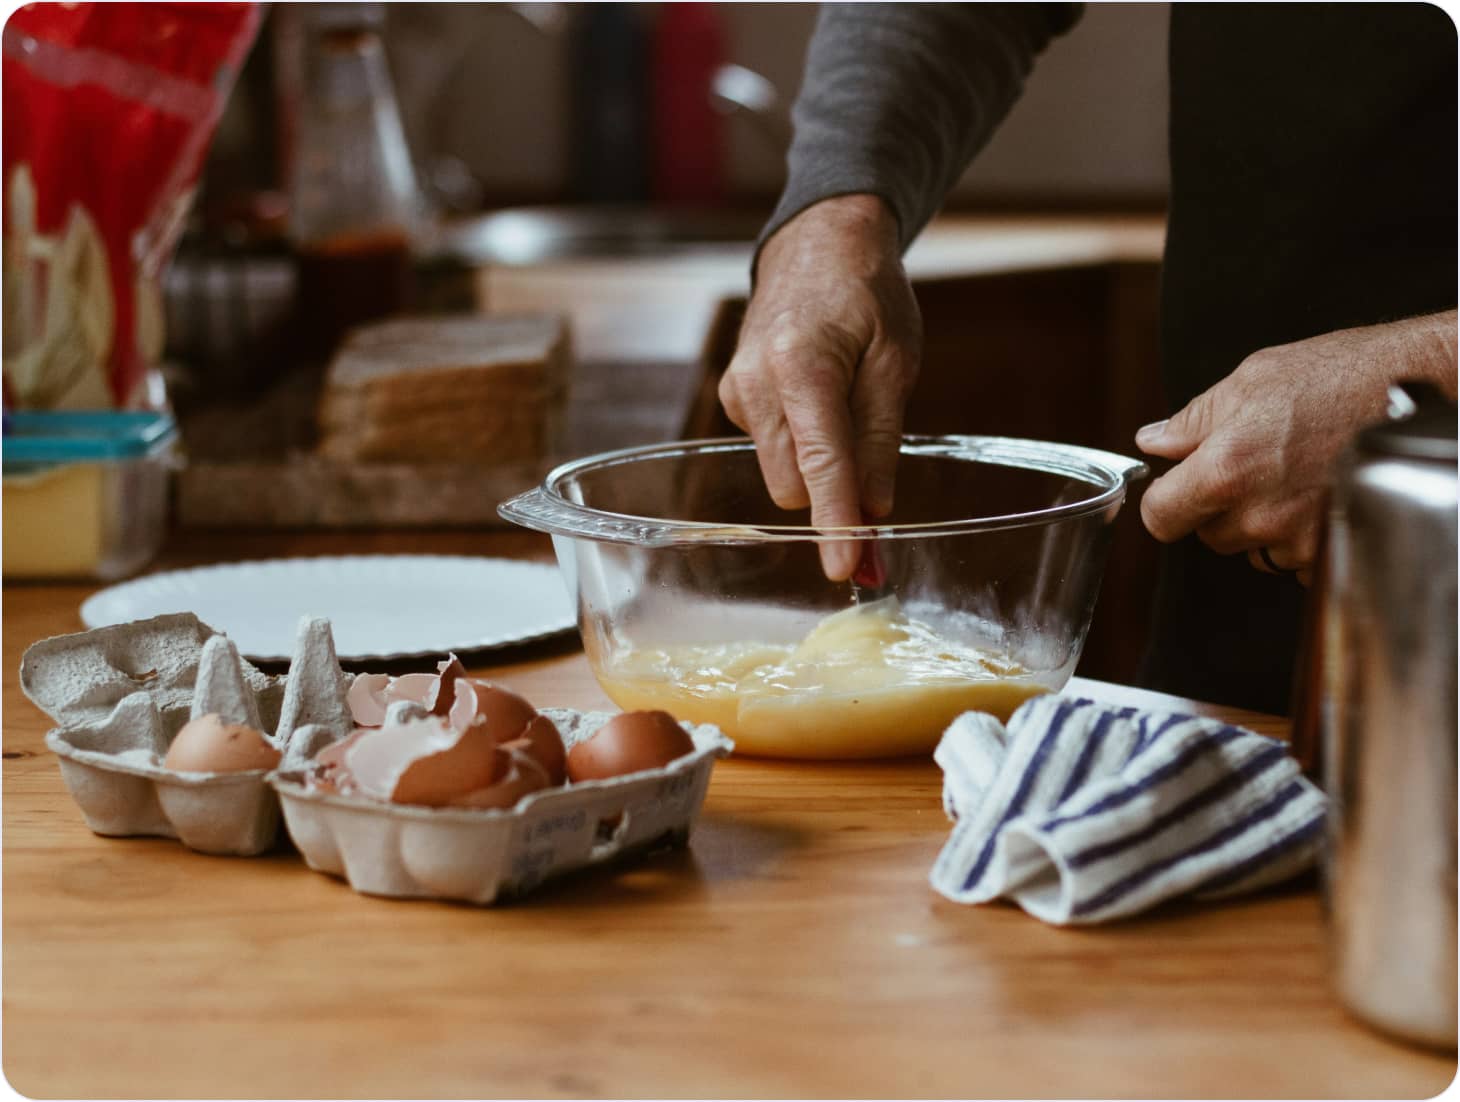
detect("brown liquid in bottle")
(294, 227), (412, 361)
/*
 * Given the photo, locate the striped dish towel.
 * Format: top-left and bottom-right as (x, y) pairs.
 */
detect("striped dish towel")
(929, 695), (1327, 924)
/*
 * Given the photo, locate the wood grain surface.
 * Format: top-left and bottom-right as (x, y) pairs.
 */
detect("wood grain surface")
(3, 531), (1452, 1099)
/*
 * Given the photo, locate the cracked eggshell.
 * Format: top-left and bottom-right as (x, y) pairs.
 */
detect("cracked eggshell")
(345, 674), (392, 727)
(448, 677), (536, 741)
(346, 668), (450, 729)
(445, 747), (549, 809)
(271, 707), (734, 904)
(345, 716), (502, 806)
(430, 654), (469, 714)
(502, 713), (567, 786)
(385, 673), (437, 708)
(345, 655), (524, 736)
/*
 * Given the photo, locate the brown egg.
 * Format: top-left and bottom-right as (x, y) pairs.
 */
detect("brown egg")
(565, 710), (695, 783)
(346, 716), (501, 807)
(501, 713), (567, 786)
(447, 678), (536, 742)
(164, 713), (281, 773)
(446, 746), (551, 810)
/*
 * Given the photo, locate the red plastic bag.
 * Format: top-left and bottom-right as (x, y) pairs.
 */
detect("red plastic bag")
(3, 2), (260, 408)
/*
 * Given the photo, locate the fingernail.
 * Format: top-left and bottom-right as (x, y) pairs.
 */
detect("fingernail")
(1135, 420), (1169, 449)
(821, 543), (856, 583)
(863, 475), (894, 517)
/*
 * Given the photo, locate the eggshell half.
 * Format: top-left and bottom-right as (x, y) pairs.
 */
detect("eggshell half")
(447, 678), (536, 742)
(429, 654), (469, 715)
(346, 674), (392, 727)
(446, 746), (551, 809)
(345, 716), (502, 807)
(386, 673), (438, 708)
(310, 728), (371, 794)
(501, 713), (567, 786)
(164, 713), (282, 773)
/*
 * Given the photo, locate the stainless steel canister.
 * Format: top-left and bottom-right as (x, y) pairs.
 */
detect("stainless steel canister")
(1321, 381), (1457, 1049)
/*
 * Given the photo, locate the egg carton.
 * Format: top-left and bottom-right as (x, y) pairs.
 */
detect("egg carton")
(271, 709), (733, 905)
(21, 613), (355, 855)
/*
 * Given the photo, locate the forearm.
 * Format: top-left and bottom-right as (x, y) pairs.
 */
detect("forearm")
(763, 2), (1079, 254)
(1393, 309), (1457, 397)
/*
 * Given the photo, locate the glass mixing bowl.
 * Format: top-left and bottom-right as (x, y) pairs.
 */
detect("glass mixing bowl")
(500, 436), (1147, 759)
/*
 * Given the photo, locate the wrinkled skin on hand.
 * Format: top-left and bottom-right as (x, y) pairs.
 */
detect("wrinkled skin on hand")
(719, 194), (922, 580)
(724, 193), (1457, 590)
(1137, 311), (1458, 585)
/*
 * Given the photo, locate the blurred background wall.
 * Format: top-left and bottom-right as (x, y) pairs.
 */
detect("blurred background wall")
(381, 2), (1170, 209)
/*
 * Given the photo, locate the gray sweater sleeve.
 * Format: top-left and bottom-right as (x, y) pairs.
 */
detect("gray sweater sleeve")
(762, 3), (1081, 253)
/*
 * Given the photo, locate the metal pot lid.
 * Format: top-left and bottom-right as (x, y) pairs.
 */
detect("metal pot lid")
(1359, 381), (1458, 462)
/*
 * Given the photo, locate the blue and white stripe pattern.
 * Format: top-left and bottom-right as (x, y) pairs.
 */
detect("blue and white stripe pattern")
(929, 695), (1327, 924)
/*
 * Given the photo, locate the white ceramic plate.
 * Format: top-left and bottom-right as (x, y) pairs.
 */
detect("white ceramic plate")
(80, 555), (577, 662)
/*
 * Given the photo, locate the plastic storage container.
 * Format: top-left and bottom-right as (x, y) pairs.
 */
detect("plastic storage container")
(3, 411), (178, 580)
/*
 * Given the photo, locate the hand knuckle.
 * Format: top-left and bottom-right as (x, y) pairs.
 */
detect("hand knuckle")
(1140, 495), (1173, 541)
(858, 432), (902, 463)
(764, 314), (806, 362)
(1201, 440), (1253, 499)
(1173, 393), (1209, 434)
(717, 369), (739, 403)
(796, 438), (843, 483)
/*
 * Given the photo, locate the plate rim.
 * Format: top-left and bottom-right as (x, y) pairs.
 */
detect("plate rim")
(79, 554), (578, 662)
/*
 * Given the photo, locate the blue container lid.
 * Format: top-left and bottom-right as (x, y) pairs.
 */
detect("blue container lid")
(2, 411), (178, 468)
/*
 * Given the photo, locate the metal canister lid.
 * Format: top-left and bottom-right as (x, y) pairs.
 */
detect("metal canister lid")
(1358, 381), (1458, 462)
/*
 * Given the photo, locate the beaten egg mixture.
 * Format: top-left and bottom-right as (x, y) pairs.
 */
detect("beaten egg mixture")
(595, 598), (1049, 758)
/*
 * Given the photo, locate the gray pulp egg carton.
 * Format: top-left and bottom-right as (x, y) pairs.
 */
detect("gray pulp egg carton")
(21, 613), (355, 856)
(271, 709), (733, 905)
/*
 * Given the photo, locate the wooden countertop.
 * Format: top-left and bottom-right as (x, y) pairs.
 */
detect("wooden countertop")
(4, 531), (1451, 1099)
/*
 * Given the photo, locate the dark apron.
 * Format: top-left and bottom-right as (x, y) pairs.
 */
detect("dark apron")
(1141, 3), (1457, 713)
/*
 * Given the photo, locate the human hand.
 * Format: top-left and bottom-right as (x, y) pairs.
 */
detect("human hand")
(719, 194), (921, 580)
(1136, 311), (1458, 583)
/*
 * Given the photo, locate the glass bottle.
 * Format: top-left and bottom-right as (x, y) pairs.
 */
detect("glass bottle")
(287, 2), (421, 361)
